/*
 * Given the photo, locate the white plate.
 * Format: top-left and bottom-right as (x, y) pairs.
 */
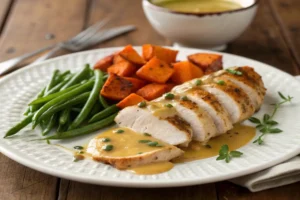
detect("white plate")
(1, 47), (300, 188)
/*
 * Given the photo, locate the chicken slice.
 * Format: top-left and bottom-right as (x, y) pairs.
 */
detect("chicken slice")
(87, 130), (183, 169)
(115, 106), (192, 146)
(201, 79), (255, 123)
(217, 67), (266, 110)
(184, 89), (233, 135)
(170, 98), (218, 142)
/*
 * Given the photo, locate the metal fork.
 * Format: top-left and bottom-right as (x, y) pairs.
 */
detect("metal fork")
(0, 18), (110, 75)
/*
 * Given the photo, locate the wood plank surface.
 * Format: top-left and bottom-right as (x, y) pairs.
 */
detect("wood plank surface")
(0, 0), (12, 34)
(0, 0), (87, 199)
(225, 0), (299, 75)
(269, 0), (300, 69)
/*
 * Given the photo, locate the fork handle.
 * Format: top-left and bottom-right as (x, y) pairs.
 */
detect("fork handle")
(0, 45), (54, 75)
(32, 45), (63, 64)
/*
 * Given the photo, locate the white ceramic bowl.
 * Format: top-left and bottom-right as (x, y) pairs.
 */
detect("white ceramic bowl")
(143, 0), (259, 50)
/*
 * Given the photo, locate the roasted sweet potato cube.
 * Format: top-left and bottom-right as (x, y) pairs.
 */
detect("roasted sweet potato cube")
(136, 57), (174, 84)
(119, 45), (146, 65)
(188, 53), (223, 74)
(116, 93), (146, 109)
(124, 77), (146, 92)
(136, 83), (168, 101)
(142, 44), (178, 64)
(107, 61), (137, 77)
(101, 73), (133, 100)
(113, 54), (127, 64)
(171, 61), (204, 84)
(93, 54), (114, 72)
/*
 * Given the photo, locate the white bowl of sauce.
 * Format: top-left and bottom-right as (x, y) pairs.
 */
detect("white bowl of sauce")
(143, 0), (259, 50)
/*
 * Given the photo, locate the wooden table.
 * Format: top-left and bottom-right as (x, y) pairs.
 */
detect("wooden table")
(0, 0), (299, 199)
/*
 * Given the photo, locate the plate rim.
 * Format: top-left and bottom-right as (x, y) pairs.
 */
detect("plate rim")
(1, 46), (300, 188)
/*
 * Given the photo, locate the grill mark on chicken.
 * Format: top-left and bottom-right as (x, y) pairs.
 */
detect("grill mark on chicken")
(165, 115), (191, 134)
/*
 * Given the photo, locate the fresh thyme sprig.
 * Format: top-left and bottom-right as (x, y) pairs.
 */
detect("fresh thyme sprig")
(249, 92), (293, 145)
(216, 144), (243, 163)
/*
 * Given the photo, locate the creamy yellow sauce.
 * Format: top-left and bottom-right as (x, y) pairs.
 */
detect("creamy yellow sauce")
(88, 127), (170, 157)
(128, 162), (174, 175)
(84, 124), (255, 175)
(147, 101), (177, 118)
(173, 124), (256, 163)
(153, 0), (243, 13)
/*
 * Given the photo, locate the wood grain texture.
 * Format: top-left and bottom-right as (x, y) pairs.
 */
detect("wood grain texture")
(269, 0), (300, 69)
(0, 0), (87, 199)
(58, 179), (217, 200)
(216, 181), (300, 200)
(0, 0), (87, 62)
(86, 0), (171, 49)
(0, 0), (12, 34)
(225, 0), (299, 75)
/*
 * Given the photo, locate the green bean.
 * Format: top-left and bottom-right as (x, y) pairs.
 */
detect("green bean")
(45, 69), (60, 93)
(89, 102), (102, 118)
(45, 75), (74, 95)
(59, 70), (71, 79)
(69, 70), (103, 129)
(59, 108), (70, 125)
(24, 87), (46, 115)
(30, 83), (80, 105)
(32, 80), (94, 128)
(42, 114), (57, 136)
(4, 114), (33, 138)
(38, 92), (90, 122)
(60, 64), (90, 91)
(71, 107), (82, 113)
(89, 104), (119, 123)
(43, 113), (117, 140)
(99, 95), (109, 108)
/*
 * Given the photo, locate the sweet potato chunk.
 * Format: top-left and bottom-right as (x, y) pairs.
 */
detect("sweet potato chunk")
(119, 45), (146, 65)
(142, 44), (178, 64)
(93, 54), (114, 72)
(107, 61), (137, 77)
(117, 93), (146, 109)
(137, 83), (168, 100)
(101, 73), (133, 100)
(188, 53), (223, 74)
(113, 54), (127, 64)
(136, 57), (174, 84)
(171, 61), (204, 84)
(124, 77), (146, 92)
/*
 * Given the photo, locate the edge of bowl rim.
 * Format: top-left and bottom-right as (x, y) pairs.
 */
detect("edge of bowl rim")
(143, 0), (259, 17)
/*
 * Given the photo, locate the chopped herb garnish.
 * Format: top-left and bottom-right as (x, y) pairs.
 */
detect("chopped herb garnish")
(165, 103), (173, 108)
(73, 154), (84, 162)
(102, 138), (111, 142)
(205, 144), (212, 149)
(102, 144), (114, 151)
(114, 129), (124, 134)
(195, 79), (202, 86)
(216, 80), (225, 85)
(79, 151), (84, 154)
(226, 69), (243, 75)
(74, 146), (84, 150)
(181, 96), (189, 101)
(144, 133), (151, 136)
(249, 92), (293, 145)
(139, 140), (152, 143)
(148, 141), (159, 147)
(216, 144), (243, 163)
(164, 93), (175, 100)
(137, 152), (143, 154)
(156, 144), (164, 147)
(138, 101), (147, 108)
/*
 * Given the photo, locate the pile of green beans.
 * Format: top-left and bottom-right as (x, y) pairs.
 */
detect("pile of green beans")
(4, 64), (119, 140)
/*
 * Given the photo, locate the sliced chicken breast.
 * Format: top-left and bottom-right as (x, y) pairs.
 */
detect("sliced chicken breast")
(87, 138), (183, 169)
(115, 106), (192, 146)
(201, 79), (255, 123)
(184, 89), (233, 135)
(217, 67), (266, 110)
(171, 99), (218, 142)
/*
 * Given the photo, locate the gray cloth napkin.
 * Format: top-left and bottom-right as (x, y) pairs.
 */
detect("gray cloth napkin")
(230, 76), (300, 192)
